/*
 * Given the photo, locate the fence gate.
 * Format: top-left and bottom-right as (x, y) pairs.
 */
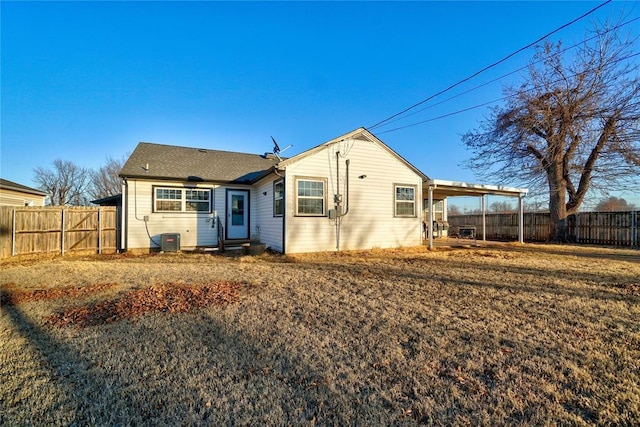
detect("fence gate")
(0, 206), (118, 258)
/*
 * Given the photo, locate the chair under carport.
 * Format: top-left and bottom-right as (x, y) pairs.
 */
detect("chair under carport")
(424, 179), (528, 250)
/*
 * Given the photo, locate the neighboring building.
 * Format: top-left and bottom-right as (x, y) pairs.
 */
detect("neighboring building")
(91, 194), (123, 251)
(0, 178), (48, 207)
(119, 128), (528, 253)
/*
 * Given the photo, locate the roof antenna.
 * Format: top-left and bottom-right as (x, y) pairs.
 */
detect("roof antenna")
(271, 136), (292, 161)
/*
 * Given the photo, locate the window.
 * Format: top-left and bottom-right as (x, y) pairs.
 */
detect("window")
(424, 199), (444, 221)
(185, 189), (210, 212)
(273, 180), (284, 216)
(296, 178), (326, 216)
(155, 188), (182, 211)
(395, 185), (416, 217)
(154, 187), (211, 212)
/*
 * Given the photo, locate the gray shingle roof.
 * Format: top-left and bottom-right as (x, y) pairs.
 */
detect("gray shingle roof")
(119, 142), (279, 184)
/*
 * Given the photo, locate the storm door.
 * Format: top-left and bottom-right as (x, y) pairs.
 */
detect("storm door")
(226, 190), (249, 239)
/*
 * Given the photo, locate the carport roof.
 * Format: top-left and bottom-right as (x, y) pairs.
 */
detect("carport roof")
(425, 179), (528, 199)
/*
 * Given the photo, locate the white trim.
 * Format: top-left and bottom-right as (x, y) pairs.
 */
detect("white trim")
(153, 186), (211, 213)
(394, 184), (417, 217)
(273, 179), (284, 217)
(426, 179), (528, 196)
(277, 128), (429, 181)
(294, 177), (327, 217)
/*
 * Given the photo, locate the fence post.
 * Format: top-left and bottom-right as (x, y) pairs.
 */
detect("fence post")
(98, 207), (102, 254)
(61, 208), (65, 256)
(11, 209), (16, 257)
(633, 210), (637, 247)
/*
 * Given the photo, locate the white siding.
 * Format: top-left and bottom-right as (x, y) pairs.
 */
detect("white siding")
(124, 179), (220, 250)
(253, 174), (284, 252)
(283, 138), (423, 253)
(0, 189), (46, 207)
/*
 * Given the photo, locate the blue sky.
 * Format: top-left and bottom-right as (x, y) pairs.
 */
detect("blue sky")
(2, 1), (638, 208)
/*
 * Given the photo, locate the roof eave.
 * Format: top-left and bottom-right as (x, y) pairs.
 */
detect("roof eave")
(277, 127), (430, 181)
(120, 169), (277, 186)
(426, 179), (529, 197)
(3, 187), (49, 197)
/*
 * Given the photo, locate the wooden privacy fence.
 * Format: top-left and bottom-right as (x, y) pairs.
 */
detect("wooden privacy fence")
(0, 206), (119, 258)
(449, 211), (640, 247)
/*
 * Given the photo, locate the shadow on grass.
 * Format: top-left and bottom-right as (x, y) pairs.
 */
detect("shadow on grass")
(2, 304), (122, 424)
(430, 263), (636, 302)
(334, 253), (639, 304)
(3, 248), (638, 425)
(2, 302), (406, 424)
(487, 244), (639, 264)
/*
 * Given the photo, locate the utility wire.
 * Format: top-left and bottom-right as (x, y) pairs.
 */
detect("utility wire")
(375, 15), (640, 130)
(368, 0), (613, 131)
(375, 51), (640, 135)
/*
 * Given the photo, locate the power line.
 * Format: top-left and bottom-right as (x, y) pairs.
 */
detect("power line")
(368, 0), (613, 131)
(374, 15), (640, 131)
(375, 99), (503, 135)
(375, 51), (640, 135)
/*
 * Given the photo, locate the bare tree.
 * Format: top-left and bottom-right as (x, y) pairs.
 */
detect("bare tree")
(593, 196), (636, 211)
(489, 201), (515, 214)
(89, 155), (126, 200)
(448, 204), (462, 215)
(33, 159), (91, 206)
(462, 24), (640, 241)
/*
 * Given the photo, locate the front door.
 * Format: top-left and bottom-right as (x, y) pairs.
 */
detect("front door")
(226, 190), (249, 239)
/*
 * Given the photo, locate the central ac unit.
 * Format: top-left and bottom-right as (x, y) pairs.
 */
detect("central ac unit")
(160, 233), (180, 252)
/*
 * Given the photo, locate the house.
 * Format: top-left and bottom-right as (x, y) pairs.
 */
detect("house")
(119, 127), (528, 253)
(0, 178), (48, 207)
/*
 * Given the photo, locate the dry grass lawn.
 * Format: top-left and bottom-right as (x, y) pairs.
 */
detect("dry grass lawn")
(1, 244), (639, 426)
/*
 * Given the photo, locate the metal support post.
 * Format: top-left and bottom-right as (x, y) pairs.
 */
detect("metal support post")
(428, 186), (434, 250)
(481, 195), (486, 241)
(518, 194), (524, 243)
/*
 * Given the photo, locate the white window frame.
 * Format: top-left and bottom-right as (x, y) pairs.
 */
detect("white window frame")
(295, 177), (327, 217)
(424, 199), (444, 221)
(394, 184), (416, 217)
(273, 179), (284, 217)
(153, 186), (211, 213)
(185, 189), (211, 212)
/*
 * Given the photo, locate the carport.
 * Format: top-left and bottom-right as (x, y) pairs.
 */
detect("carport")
(424, 179), (529, 250)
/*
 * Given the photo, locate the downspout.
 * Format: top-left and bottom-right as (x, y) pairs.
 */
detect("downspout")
(334, 156), (350, 252)
(274, 166), (286, 254)
(343, 159), (350, 216)
(282, 176), (286, 254)
(335, 153), (340, 252)
(122, 179), (128, 252)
